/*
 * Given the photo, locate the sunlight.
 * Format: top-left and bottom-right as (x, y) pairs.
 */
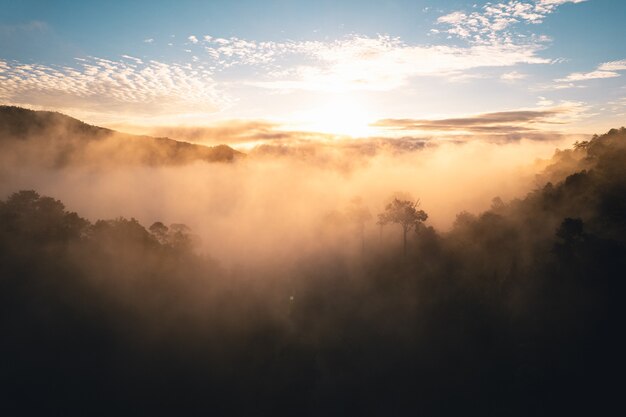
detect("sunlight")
(0, 0), (621, 414)
(294, 95), (376, 138)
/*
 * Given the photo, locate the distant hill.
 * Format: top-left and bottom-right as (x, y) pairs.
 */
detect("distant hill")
(0, 106), (243, 167)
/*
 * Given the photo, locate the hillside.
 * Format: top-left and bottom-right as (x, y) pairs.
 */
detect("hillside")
(0, 127), (624, 416)
(0, 106), (243, 167)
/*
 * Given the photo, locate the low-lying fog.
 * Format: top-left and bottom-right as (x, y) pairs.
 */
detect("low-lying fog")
(1, 135), (572, 265)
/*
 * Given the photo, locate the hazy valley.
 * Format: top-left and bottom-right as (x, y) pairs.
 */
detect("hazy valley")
(1, 105), (624, 415)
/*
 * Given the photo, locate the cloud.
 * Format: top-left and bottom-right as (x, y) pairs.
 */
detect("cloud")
(121, 54), (143, 64)
(0, 30), (557, 119)
(201, 36), (282, 67)
(534, 82), (585, 91)
(236, 35), (550, 92)
(372, 103), (587, 135)
(598, 59), (626, 71)
(121, 2), (584, 96)
(556, 58), (626, 82)
(500, 71), (528, 81)
(436, 0), (585, 44)
(0, 57), (224, 117)
(143, 38), (154, 43)
(556, 70), (620, 82)
(182, 1), (574, 93)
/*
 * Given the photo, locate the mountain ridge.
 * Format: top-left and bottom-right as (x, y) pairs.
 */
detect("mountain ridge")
(0, 105), (244, 167)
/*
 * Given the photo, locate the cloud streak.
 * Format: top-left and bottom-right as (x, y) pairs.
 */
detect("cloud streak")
(139, 120), (290, 144)
(556, 58), (626, 82)
(372, 103), (587, 135)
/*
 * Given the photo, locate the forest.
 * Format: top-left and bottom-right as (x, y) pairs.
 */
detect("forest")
(1, 127), (625, 416)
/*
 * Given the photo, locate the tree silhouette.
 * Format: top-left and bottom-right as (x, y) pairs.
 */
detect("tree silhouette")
(378, 198), (428, 256)
(149, 221), (169, 244)
(169, 223), (196, 251)
(148, 221), (197, 251)
(0, 190), (88, 242)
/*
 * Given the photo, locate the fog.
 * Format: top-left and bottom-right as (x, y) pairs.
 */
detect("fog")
(1, 133), (569, 265)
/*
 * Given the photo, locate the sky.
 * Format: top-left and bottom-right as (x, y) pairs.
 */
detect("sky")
(0, 0), (624, 140)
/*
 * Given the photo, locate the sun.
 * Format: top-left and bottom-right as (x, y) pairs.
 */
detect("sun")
(294, 95), (376, 138)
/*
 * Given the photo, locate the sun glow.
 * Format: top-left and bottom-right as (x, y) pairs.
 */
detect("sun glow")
(293, 95), (377, 138)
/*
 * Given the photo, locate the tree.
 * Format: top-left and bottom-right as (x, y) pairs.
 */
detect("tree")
(378, 198), (428, 256)
(0, 190), (88, 242)
(573, 140), (589, 150)
(148, 221), (198, 251)
(149, 221), (169, 245)
(169, 223), (195, 251)
(556, 217), (584, 244)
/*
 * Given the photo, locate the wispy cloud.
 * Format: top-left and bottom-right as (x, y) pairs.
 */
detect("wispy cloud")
(0, 57), (224, 116)
(556, 58), (626, 82)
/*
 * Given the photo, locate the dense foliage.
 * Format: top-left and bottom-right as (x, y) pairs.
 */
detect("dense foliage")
(1, 128), (625, 416)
